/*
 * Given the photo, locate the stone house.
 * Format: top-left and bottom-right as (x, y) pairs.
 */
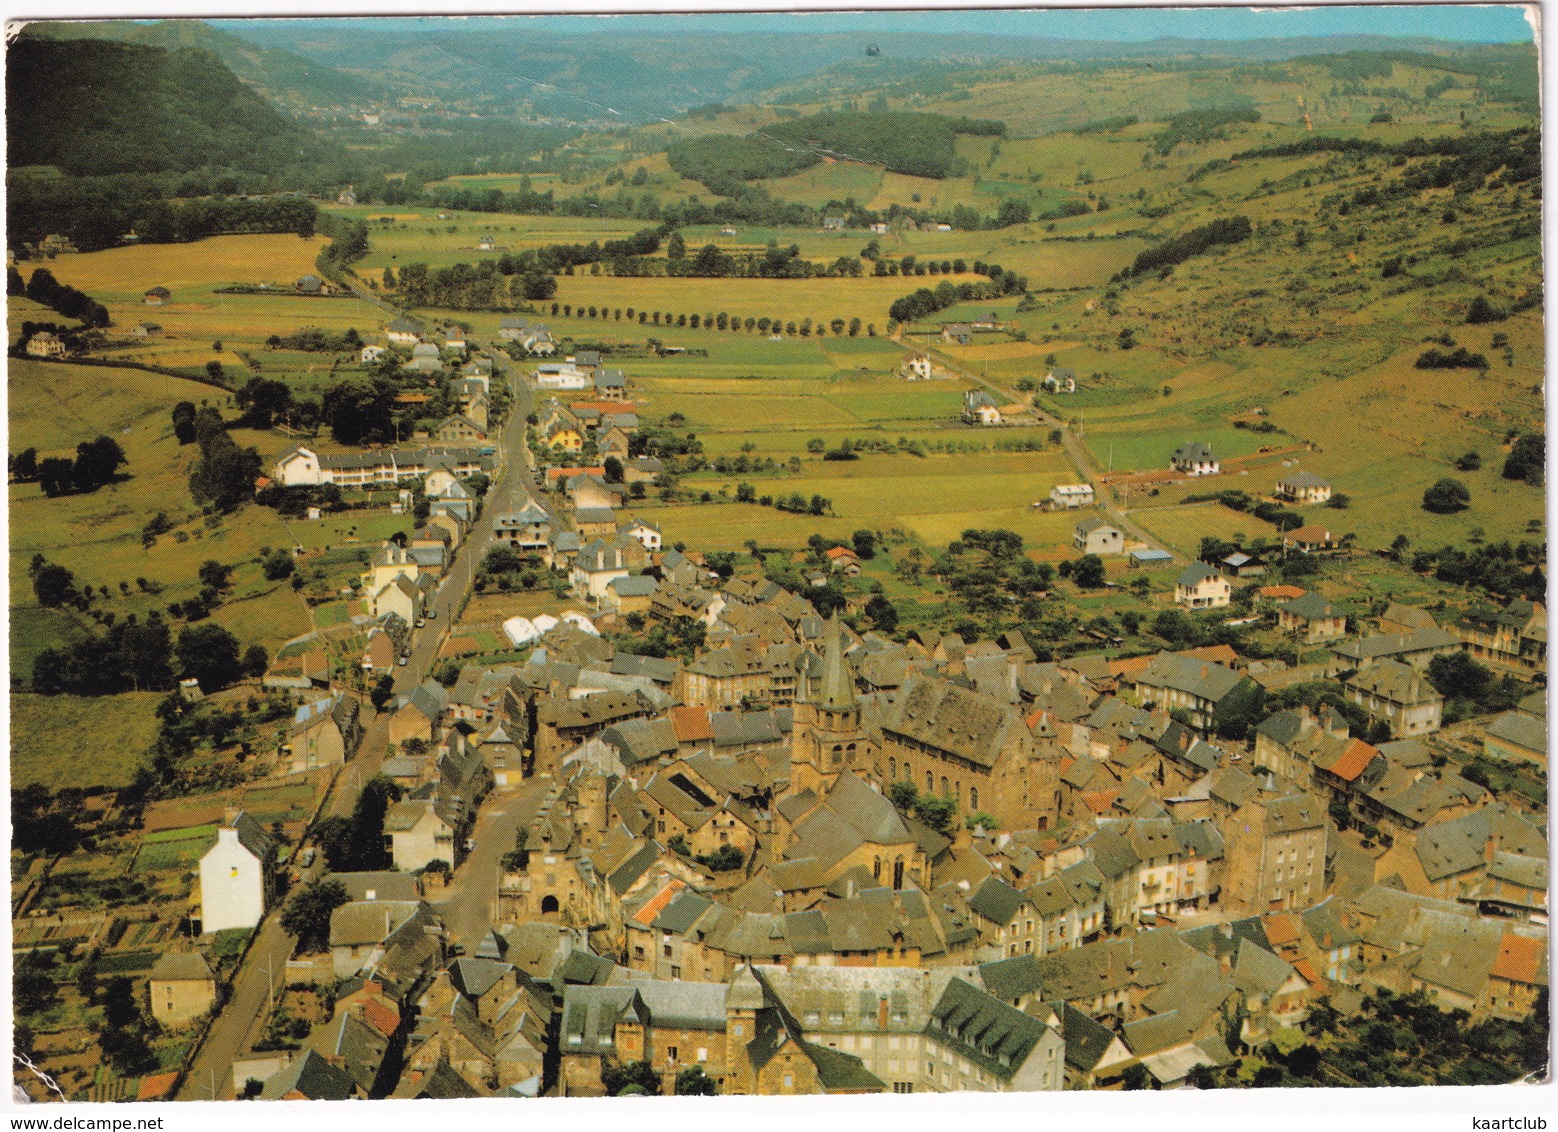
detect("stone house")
(148, 951), (217, 1029)
(1344, 658), (1444, 736)
(1073, 518), (1123, 556)
(1274, 471), (1332, 505)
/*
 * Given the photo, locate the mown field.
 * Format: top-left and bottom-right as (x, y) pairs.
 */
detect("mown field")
(9, 691), (164, 789)
(6, 359), (401, 660)
(33, 233), (388, 394)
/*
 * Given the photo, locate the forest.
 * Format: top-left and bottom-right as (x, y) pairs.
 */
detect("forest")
(668, 110), (1006, 193)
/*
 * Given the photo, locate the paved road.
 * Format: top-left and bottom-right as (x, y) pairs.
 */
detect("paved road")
(435, 774), (557, 952)
(175, 339), (534, 1101)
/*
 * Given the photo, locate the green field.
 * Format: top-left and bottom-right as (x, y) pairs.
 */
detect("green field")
(9, 691), (164, 789)
(134, 824), (218, 873)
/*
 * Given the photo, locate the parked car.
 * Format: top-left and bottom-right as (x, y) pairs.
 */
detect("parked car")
(398, 655), (408, 666)
(416, 617), (427, 628)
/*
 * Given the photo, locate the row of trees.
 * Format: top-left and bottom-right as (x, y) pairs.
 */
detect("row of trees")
(30, 609), (264, 697)
(186, 405), (262, 512)
(9, 266), (110, 328)
(886, 267), (1028, 324)
(11, 435), (126, 497)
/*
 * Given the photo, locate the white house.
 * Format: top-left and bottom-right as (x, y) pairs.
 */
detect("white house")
(1074, 518), (1124, 556)
(963, 389), (1003, 426)
(1048, 484), (1095, 509)
(275, 445), (324, 487)
(386, 318), (422, 347)
(1170, 442), (1220, 476)
(1042, 367), (1077, 394)
(534, 362), (593, 391)
(360, 345), (386, 364)
(1174, 562), (1232, 610)
(619, 518), (662, 553)
(903, 353), (934, 380)
(198, 810), (274, 935)
(1275, 471), (1333, 505)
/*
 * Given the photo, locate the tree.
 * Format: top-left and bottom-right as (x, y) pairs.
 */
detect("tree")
(851, 529), (877, 559)
(176, 623), (244, 691)
(912, 794), (956, 836)
(1071, 554), (1107, 588)
(1465, 295), (1502, 324)
(346, 775), (403, 871)
(888, 780), (918, 812)
(37, 456), (75, 497)
(242, 644), (269, 679)
(1502, 434), (1544, 486)
(1212, 678), (1266, 741)
(1426, 650), (1494, 704)
(32, 562), (75, 608)
(675, 1065), (718, 1095)
(603, 456), (624, 483)
(865, 593), (898, 633)
(280, 878), (349, 953)
(603, 1059), (661, 1096)
(1422, 478), (1471, 514)
(261, 547), (295, 580)
(11, 447), (38, 481)
(370, 674), (396, 711)
(172, 401), (198, 445)
(312, 816), (354, 873)
(198, 559), (232, 593)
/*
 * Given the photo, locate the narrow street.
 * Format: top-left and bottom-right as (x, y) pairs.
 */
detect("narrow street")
(175, 336), (533, 1101)
(434, 774), (557, 952)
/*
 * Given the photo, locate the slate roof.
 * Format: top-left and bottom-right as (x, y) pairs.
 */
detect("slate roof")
(149, 951), (214, 983)
(1485, 710), (1547, 754)
(259, 1049), (356, 1100)
(1331, 627), (1460, 663)
(1280, 592), (1342, 621)
(1175, 561), (1223, 588)
(880, 672), (1029, 769)
(926, 977), (1053, 1082)
(1137, 652), (1244, 703)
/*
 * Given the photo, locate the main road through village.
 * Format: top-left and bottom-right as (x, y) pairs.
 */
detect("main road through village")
(177, 344), (535, 1100)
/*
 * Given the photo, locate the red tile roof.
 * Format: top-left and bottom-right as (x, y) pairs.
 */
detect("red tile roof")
(1325, 738), (1379, 783)
(632, 879), (684, 926)
(1263, 913), (1302, 947)
(825, 546), (858, 561)
(669, 705), (714, 743)
(1108, 654), (1154, 680)
(1259, 585), (1307, 600)
(137, 1071), (180, 1101)
(1490, 933), (1543, 985)
(1180, 644), (1240, 666)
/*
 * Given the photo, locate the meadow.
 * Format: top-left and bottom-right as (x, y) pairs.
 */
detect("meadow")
(9, 691), (164, 790)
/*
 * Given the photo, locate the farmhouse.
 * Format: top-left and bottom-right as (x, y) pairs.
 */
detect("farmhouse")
(1170, 442), (1219, 476)
(361, 344), (386, 364)
(963, 390), (1002, 426)
(148, 951), (218, 1030)
(386, 318), (423, 346)
(432, 415), (488, 444)
(943, 323), (974, 346)
(1074, 518), (1123, 556)
(24, 331), (66, 358)
(596, 368), (628, 399)
(1048, 484), (1094, 509)
(144, 286), (171, 305)
(1283, 525), (1337, 554)
(1275, 471), (1333, 505)
(902, 353), (934, 380)
(1174, 562), (1231, 610)
(1042, 367), (1077, 394)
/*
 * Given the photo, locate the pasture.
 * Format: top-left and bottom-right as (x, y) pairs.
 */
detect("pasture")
(9, 691), (164, 790)
(652, 449), (1081, 553)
